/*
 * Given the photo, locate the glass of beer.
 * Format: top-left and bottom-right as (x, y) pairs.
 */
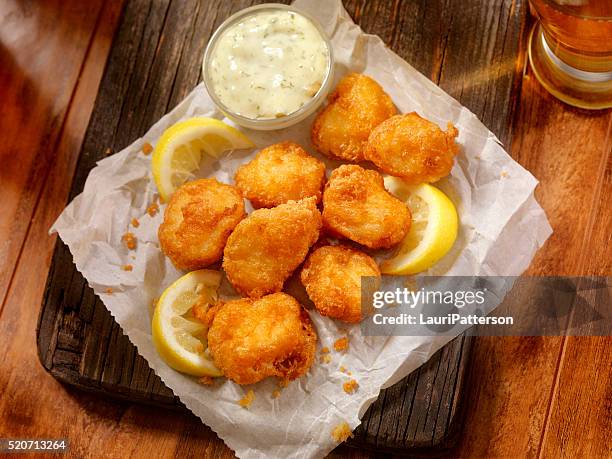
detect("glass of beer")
(528, 0), (612, 109)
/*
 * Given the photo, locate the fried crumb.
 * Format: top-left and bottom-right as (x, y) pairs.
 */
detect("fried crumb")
(238, 389), (255, 408)
(192, 296), (210, 324)
(272, 379), (288, 398)
(343, 379), (359, 394)
(403, 277), (418, 291)
(131, 217), (140, 228)
(340, 366), (347, 373)
(142, 142), (153, 155)
(334, 337), (349, 352)
(198, 376), (214, 386)
(147, 201), (159, 217)
(104, 147), (113, 156)
(500, 171), (508, 178)
(331, 422), (353, 442)
(347, 370), (352, 376)
(121, 264), (133, 271)
(122, 232), (137, 250)
(320, 354), (332, 364)
(320, 346), (330, 354)
(104, 287), (114, 294)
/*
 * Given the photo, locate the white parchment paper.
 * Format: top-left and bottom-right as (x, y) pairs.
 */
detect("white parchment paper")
(52, 1), (553, 457)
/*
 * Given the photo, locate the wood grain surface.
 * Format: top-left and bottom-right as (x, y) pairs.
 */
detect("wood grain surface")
(0, 0), (105, 309)
(1, 0), (610, 458)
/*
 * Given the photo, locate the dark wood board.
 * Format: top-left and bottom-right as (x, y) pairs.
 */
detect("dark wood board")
(37, 0), (527, 455)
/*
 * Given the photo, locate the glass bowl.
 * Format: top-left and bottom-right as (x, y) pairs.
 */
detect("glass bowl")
(202, 3), (334, 131)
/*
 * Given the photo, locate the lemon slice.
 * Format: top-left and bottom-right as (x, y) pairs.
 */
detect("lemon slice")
(381, 178), (458, 275)
(152, 269), (223, 377)
(151, 117), (254, 201)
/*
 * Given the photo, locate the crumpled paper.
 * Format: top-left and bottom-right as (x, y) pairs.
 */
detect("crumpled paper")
(51, 0), (552, 457)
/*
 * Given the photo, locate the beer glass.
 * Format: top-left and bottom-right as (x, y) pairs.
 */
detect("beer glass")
(528, 0), (612, 109)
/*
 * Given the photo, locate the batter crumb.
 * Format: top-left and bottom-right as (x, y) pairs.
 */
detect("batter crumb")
(331, 422), (353, 442)
(198, 376), (214, 386)
(320, 354), (332, 364)
(403, 277), (418, 291)
(272, 389), (281, 399)
(131, 217), (140, 228)
(104, 287), (114, 294)
(142, 142), (153, 155)
(334, 337), (349, 352)
(122, 232), (137, 250)
(147, 202), (159, 217)
(121, 264), (133, 271)
(239, 389), (255, 408)
(343, 379), (359, 394)
(320, 346), (330, 354)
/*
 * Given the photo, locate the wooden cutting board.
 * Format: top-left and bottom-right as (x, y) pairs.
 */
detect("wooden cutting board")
(37, 0), (526, 454)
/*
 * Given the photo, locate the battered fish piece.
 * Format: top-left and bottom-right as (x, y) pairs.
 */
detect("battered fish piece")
(223, 197), (322, 297)
(301, 245), (381, 323)
(158, 179), (245, 270)
(311, 73), (397, 162)
(235, 142), (326, 208)
(206, 293), (317, 385)
(322, 165), (411, 249)
(365, 113), (459, 183)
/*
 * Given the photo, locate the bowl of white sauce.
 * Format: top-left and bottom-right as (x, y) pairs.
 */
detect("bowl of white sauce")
(202, 3), (334, 130)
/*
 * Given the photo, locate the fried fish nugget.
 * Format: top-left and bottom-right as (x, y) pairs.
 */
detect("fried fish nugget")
(322, 165), (411, 249)
(365, 113), (459, 183)
(301, 245), (381, 323)
(311, 73), (397, 162)
(234, 142), (326, 208)
(158, 179), (245, 270)
(207, 293), (317, 385)
(223, 197), (322, 297)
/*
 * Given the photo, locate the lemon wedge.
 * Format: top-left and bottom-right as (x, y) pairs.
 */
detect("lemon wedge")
(152, 269), (223, 377)
(151, 117), (254, 201)
(381, 178), (458, 275)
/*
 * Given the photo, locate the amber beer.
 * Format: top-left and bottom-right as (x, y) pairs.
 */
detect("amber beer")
(528, 0), (612, 109)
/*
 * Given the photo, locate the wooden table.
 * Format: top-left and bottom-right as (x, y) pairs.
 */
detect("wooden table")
(1, 0), (610, 458)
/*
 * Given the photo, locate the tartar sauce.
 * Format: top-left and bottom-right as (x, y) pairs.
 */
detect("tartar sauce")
(208, 9), (330, 120)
